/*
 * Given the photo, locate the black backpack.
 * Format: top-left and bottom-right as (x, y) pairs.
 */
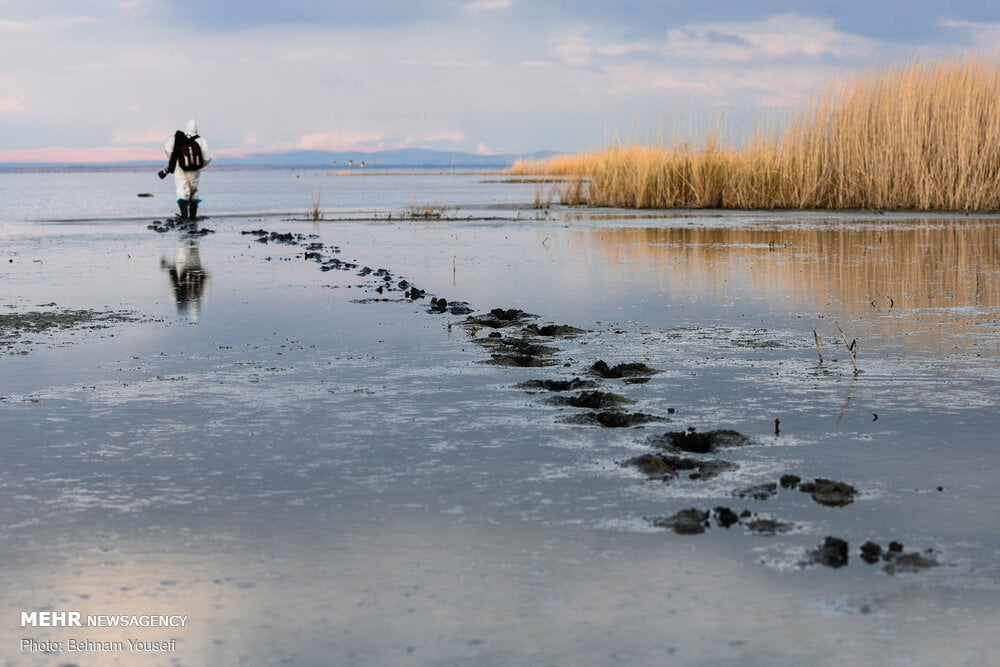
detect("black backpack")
(177, 134), (205, 171)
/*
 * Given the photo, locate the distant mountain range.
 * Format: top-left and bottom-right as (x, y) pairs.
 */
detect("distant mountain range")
(0, 148), (555, 170)
(225, 148), (555, 168)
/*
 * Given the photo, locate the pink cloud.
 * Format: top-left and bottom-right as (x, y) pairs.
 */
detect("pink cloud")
(0, 96), (23, 112)
(296, 132), (385, 151)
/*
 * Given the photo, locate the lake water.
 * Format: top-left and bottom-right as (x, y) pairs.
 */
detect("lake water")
(1, 168), (999, 665)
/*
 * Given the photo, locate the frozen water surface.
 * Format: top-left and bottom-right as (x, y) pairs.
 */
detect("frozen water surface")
(1, 169), (999, 665)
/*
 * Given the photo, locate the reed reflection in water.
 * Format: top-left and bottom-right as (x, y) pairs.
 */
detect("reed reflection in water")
(575, 219), (999, 348)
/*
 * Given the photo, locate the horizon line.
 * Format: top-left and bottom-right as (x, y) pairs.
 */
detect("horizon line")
(0, 145), (545, 165)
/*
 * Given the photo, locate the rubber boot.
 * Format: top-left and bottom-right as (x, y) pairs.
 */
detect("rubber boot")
(177, 199), (189, 219)
(189, 199), (199, 219)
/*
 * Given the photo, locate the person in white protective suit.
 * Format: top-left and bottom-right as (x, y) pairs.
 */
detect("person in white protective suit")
(160, 119), (212, 219)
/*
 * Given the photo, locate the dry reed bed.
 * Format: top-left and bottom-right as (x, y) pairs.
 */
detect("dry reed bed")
(511, 58), (1000, 211)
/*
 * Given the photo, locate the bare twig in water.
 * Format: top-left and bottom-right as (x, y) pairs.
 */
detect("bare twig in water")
(834, 321), (860, 375)
(813, 329), (824, 364)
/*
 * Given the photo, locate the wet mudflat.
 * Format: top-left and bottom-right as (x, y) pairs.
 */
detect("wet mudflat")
(1, 171), (999, 665)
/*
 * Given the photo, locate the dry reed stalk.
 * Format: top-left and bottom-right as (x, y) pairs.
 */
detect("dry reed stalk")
(517, 57), (1000, 211)
(813, 329), (824, 365)
(834, 321), (860, 375)
(408, 203), (444, 219)
(307, 189), (323, 221)
(557, 178), (587, 205)
(533, 184), (553, 209)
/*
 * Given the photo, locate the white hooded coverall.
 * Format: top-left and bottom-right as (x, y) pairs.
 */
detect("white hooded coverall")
(164, 119), (212, 201)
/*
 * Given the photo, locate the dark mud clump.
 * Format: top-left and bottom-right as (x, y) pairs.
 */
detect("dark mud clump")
(565, 411), (668, 428)
(546, 391), (632, 409)
(513, 342), (560, 357)
(148, 217), (215, 234)
(859, 541), (883, 564)
(428, 297), (474, 315)
(484, 336), (560, 367)
(320, 258), (358, 272)
(799, 478), (858, 507)
(810, 536), (850, 568)
(517, 378), (600, 392)
(651, 506), (792, 535)
(523, 323), (586, 337)
(490, 308), (532, 321)
(649, 429), (752, 454)
(427, 298), (473, 315)
(448, 303), (474, 315)
(732, 482), (778, 500)
(251, 231), (311, 244)
(622, 453), (736, 481)
(465, 308), (538, 329)
(687, 460), (736, 480)
(744, 516), (794, 535)
(625, 453), (676, 478)
(780, 474), (858, 505)
(713, 507), (794, 534)
(858, 540), (939, 574)
(649, 508), (710, 535)
(884, 551), (939, 575)
(487, 354), (557, 368)
(590, 360), (658, 379)
(715, 507), (791, 533)
(714, 506), (741, 528)
(485, 337), (560, 357)
(779, 474), (802, 489)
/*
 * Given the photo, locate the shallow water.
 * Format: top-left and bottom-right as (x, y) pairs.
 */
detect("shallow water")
(1, 169), (999, 665)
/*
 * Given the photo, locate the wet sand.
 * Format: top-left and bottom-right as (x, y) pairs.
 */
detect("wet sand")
(2, 178), (999, 665)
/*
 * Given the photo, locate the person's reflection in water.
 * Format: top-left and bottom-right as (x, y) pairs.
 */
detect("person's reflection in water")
(161, 234), (208, 320)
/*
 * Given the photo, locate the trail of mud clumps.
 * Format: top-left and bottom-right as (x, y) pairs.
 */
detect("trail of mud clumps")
(233, 222), (940, 575)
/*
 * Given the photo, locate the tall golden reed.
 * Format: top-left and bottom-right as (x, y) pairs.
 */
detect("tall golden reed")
(511, 58), (1000, 210)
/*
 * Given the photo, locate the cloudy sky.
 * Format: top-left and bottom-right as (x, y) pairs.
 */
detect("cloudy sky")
(2, 0), (999, 162)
